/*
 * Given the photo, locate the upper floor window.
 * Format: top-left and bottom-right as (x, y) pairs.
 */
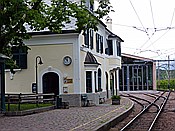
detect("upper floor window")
(106, 40), (113, 55)
(89, 0), (94, 12)
(5, 46), (28, 69)
(117, 41), (121, 56)
(84, 29), (89, 48)
(96, 33), (103, 54)
(90, 29), (94, 49)
(84, 29), (93, 49)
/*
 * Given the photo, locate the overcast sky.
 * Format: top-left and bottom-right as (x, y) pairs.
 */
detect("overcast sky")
(109, 0), (175, 60)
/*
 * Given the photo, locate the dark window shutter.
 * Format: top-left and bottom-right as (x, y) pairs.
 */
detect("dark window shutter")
(107, 40), (113, 55)
(96, 33), (99, 53)
(90, 29), (93, 49)
(84, 30), (89, 48)
(86, 71), (92, 93)
(6, 46), (28, 69)
(100, 36), (103, 54)
(20, 54), (27, 69)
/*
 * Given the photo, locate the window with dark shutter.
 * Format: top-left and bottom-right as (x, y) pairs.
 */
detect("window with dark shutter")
(90, 2), (94, 12)
(117, 42), (121, 56)
(84, 29), (89, 48)
(98, 68), (102, 92)
(96, 33), (99, 53)
(86, 71), (92, 93)
(107, 40), (113, 55)
(7, 46), (28, 69)
(100, 36), (103, 54)
(90, 29), (93, 49)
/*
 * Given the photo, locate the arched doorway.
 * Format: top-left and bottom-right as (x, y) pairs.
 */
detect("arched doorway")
(42, 72), (59, 95)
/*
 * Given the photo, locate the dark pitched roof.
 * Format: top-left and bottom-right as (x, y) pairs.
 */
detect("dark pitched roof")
(84, 52), (100, 65)
(108, 34), (124, 42)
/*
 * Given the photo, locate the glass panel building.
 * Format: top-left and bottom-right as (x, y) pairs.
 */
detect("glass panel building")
(119, 53), (156, 91)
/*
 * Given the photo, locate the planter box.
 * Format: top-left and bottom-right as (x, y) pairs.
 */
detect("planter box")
(112, 99), (120, 105)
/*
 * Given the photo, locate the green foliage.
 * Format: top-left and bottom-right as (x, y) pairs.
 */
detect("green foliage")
(0, 0), (113, 69)
(6, 103), (53, 111)
(111, 95), (121, 100)
(157, 79), (175, 90)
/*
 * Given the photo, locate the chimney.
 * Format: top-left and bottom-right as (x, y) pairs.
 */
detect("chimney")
(105, 16), (112, 31)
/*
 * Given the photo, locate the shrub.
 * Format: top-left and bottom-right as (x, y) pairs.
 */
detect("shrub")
(111, 95), (121, 100)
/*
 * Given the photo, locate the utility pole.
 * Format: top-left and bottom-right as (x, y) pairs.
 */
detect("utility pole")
(157, 62), (160, 89)
(168, 55), (170, 89)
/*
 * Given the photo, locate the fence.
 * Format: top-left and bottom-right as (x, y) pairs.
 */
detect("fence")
(5, 93), (55, 111)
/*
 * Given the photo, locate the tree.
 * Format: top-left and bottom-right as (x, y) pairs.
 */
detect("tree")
(0, 0), (113, 57)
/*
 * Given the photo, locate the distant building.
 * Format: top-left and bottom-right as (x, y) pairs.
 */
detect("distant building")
(119, 53), (156, 91)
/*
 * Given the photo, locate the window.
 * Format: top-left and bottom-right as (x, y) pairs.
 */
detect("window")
(98, 69), (102, 92)
(94, 71), (97, 92)
(89, 1), (94, 12)
(117, 41), (121, 56)
(96, 33), (99, 53)
(100, 36), (103, 53)
(84, 29), (94, 49)
(6, 46), (27, 69)
(107, 40), (113, 55)
(86, 71), (92, 93)
(96, 33), (103, 53)
(84, 29), (89, 48)
(90, 29), (93, 49)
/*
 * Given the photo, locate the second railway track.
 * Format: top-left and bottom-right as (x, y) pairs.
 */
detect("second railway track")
(110, 91), (171, 131)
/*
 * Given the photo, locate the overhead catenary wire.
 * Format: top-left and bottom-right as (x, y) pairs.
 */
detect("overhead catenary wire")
(143, 8), (175, 50)
(170, 8), (175, 27)
(150, 0), (156, 31)
(129, 0), (148, 34)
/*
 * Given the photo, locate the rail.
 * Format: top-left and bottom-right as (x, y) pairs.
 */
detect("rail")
(120, 91), (169, 131)
(148, 90), (171, 131)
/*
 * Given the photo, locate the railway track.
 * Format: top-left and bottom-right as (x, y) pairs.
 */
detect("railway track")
(110, 91), (171, 131)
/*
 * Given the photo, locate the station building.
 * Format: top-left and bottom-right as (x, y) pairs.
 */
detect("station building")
(119, 53), (157, 91)
(5, 0), (124, 106)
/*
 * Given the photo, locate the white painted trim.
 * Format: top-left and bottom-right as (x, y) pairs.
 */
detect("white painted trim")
(39, 66), (63, 94)
(24, 33), (79, 46)
(73, 36), (81, 94)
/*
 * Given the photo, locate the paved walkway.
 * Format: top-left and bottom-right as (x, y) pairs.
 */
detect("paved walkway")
(0, 98), (133, 131)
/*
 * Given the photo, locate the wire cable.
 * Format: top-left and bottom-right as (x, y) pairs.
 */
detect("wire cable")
(170, 8), (175, 27)
(150, 0), (156, 31)
(129, 0), (147, 33)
